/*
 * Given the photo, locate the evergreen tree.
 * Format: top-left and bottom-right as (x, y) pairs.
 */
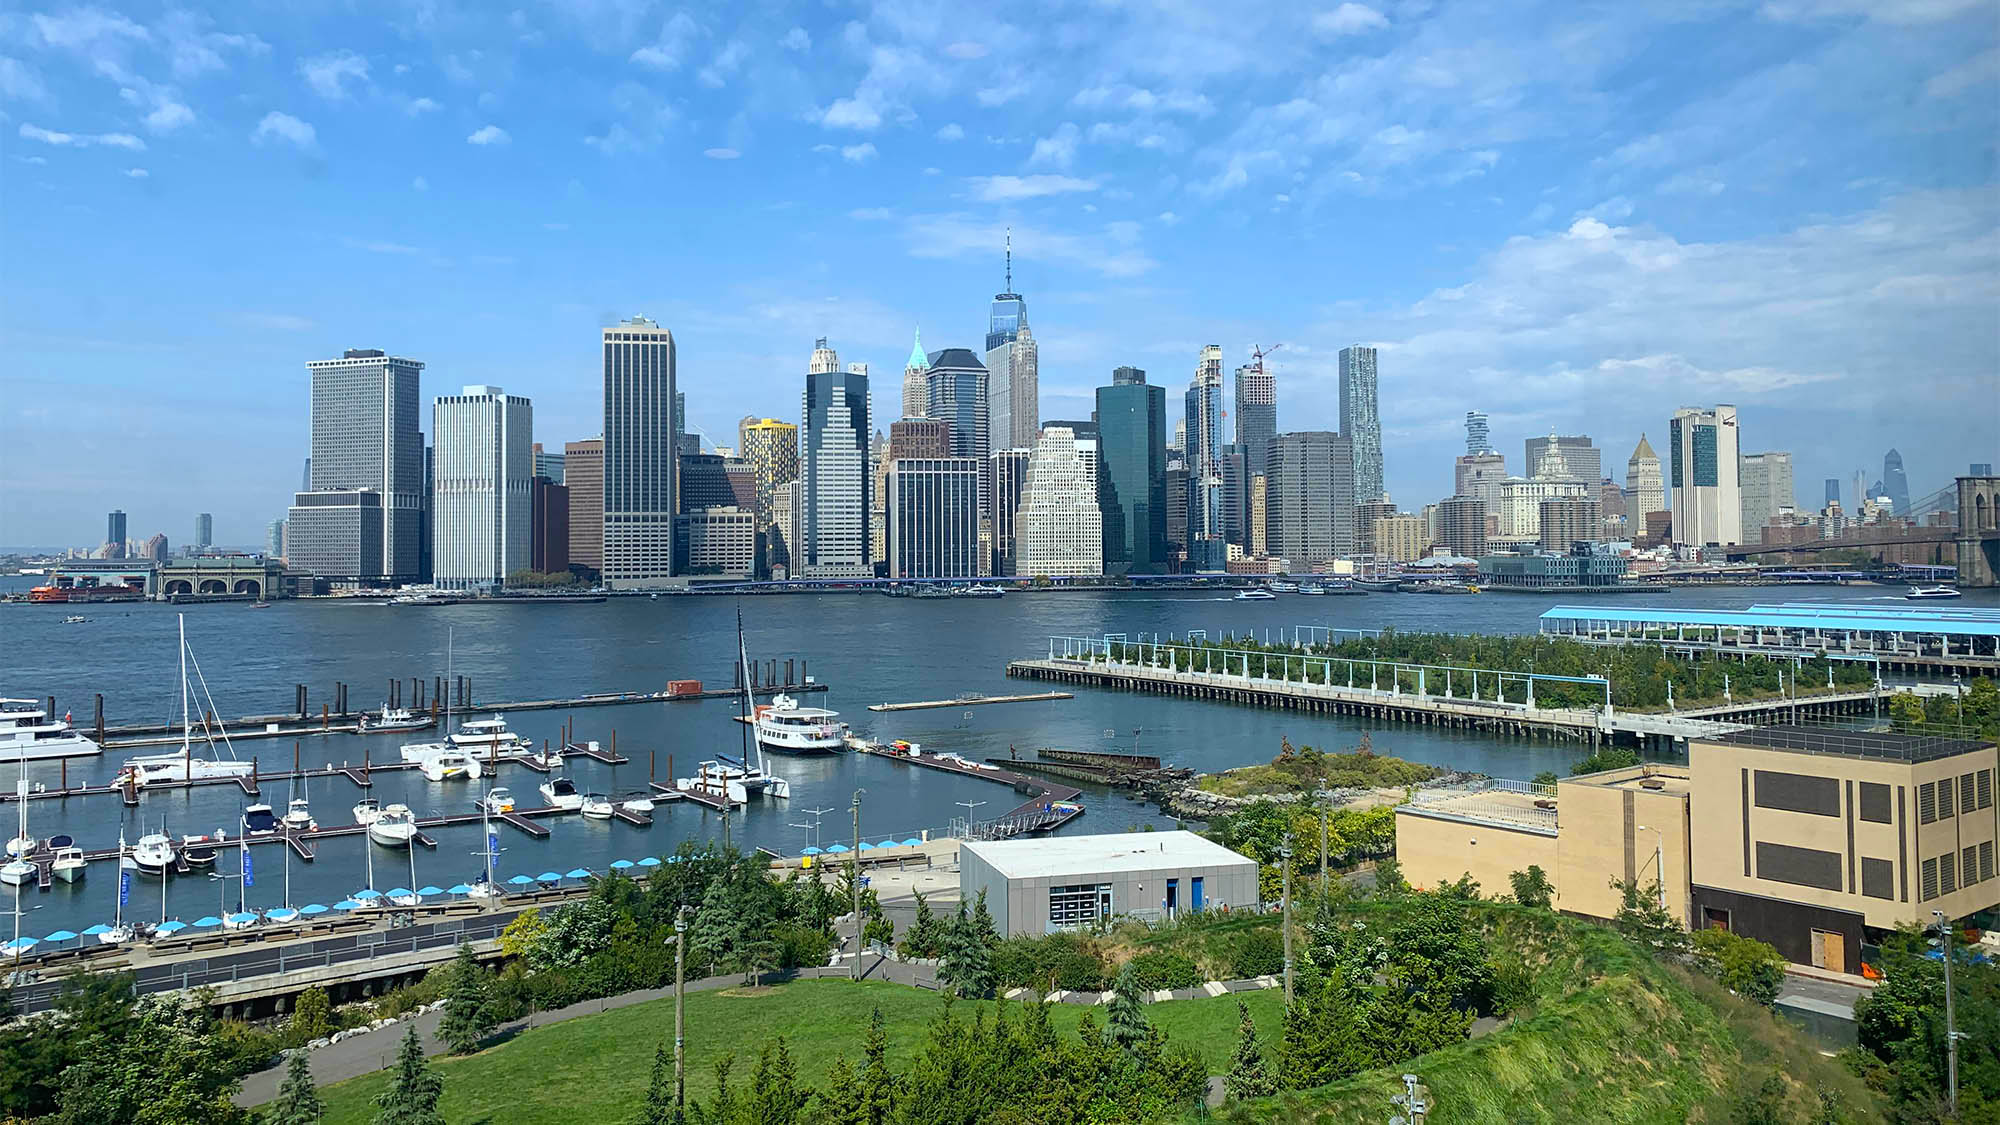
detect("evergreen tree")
(267, 1050), (325, 1125)
(968, 889), (999, 948)
(897, 891), (944, 959)
(1103, 965), (1150, 1053)
(746, 1037), (810, 1125)
(813, 1056), (866, 1125)
(633, 1040), (679, 1125)
(856, 1008), (894, 1125)
(372, 1025), (444, 1125)
(1279, 976), (1366, 1090)
(1224, 1001), (1275, 1100)
(436, 944), (497, 1054)
(289, 986), (333, 1045)
(937, 903), (993, 1000)
(688, 1054), (740, 1125)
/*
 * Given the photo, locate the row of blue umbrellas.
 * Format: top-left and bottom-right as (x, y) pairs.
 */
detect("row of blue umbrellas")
(801, 838), (922, 856)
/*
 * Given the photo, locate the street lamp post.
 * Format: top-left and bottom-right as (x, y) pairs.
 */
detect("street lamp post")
(851, 789), (865, 982)
(673, 905), (689, 1108)
(1636, 823), (1666, 913)
(1935, 910), (1960, 1117)
(1279, 835), (1294, 1004)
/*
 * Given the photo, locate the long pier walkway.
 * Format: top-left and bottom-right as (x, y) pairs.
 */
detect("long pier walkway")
(853, 740), (1083, 837)
(865, 691), (1072, 713)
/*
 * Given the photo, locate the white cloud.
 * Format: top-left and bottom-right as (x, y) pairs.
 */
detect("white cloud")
(1313, 4), (1389, 35)
(30, 9), (147, 52)
(780, 27), (811, 51)
(250, 111), (315, 148)
(299, 51), (369, 100)
(0, 57), (48, 101)
(16, 155), (48, 165)
(848, 207), (894, 220)
(1759, 0), (1982, 24)
(840, 142), (878, 163)
(976, 80), (1028, 107)
(703, 147), (740, 159)
(18, 123), (145, 149)
(405, 97), (441, 115)
(967, 174), (1100, 202)
(1157, 211), (1180, 225)
(903, 215), (1157, 278)
(631, 14), (698, 70)
(934, 123), (964, 141)
(582, 82), (680, 153)
(157, 10), (266, 79)
(467, 125), (510, 145)
(698, 40), (748, 88)
(821, 96), (883, 130)
(1927, 47), (2000, 98)
(143, 101), (193, 132)
(1029, 122), (1081, 168)
(412, 176), (429, 191)
(123, 167), (148, 178)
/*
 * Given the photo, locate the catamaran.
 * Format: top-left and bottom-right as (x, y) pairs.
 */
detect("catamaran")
(117, 616), (255, 788)
(676, 610), (790, 804)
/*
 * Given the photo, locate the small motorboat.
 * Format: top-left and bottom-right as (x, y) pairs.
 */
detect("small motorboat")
(352, 798), (381, 826)
(242, 803), (281, 836)
(96, 922), (135, 945)
(480, 788), (516, 814)
(418, 748), (484, 783)
(526, 744), (564, 770)
(1906, 585), (1963, 600)
(51, 846), (86, 884)
(284, 797), (316, 832)
(580, 793), (615, 820)
(539, 777), (584, 812)
(132, 833), (174, 877)
(248, 602), (271, 610)
(0, 854), (32, 887)
(368, 804), (418, 847)
(181, 842), (217, 870)
(63, 614), (87, 624)
(366, 706), (430, 733)
(1233, 588), (1277, 600)
(620, 795), (656, 814)
(4, 832), (32, 859)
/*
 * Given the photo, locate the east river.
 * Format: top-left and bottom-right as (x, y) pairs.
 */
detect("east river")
(4, 579), (1992, 936)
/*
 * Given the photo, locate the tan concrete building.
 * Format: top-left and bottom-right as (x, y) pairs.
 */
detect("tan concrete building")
(1396, 725), (1998, 974)
(1371, 514), (1430, 562)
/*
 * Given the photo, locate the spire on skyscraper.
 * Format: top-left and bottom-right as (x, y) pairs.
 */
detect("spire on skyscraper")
(1004, 226), (1012, 293)
(906, 327), (926, 371)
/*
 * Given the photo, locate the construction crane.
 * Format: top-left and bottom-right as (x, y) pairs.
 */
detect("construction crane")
(1250, 342), (1285, 372)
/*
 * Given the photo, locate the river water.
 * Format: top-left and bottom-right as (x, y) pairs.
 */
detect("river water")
(3, 579), (1991, 936)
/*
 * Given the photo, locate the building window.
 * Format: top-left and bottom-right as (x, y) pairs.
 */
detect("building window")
(1980, 769), (1994, 811)
(1921, 857), (1939, 901)
(1966, 847), (1982, 889)
(1753, 770), (1840, 817)
(1964, 773), (1980, 816)
(1861, 857), (1895, 901)
(1049, 883), (1112, 928)
(1940, 853), (1957, 896)
(1858, 782), (1892, 824)
(1982, 841), (1995, 882)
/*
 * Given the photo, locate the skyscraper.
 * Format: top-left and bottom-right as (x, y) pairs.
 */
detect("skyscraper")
(1437, 496), (1488, 558)
(989, 447), (1032, 576)
(1338, 345), (1382, 503)
(1265, 431), (1356, 567)
(1464, 411), (1492, 455)
(885, 458), (980, 579)
(531, 477), (569, 575)
(1668, 405), (1742, 548)
(801, 339), (871, 577)
(737, 418), (799, 574)
(1097, 367), (1167, 575)
(1184, 345), (1227, 571)
(265, 519), (286, 561)
(532, 443), (565, 483)
(1014, 426), (1102, 577)
(193, 512), (212, 551)
(1824, 478), (1841, 507)
(1454, 453), (1507, 507)
(1626, 435), (1666, 523)
(983, 232), (1037, 451)
(602, 317), (677, 587)
(672, 390), (699, 457)
(564, 439), (604, 579)
(1525, 435), (1599, 484)
(901, 330), (929, 420)
(289, 348), (425, 583)
(1739, 451), (1795, 542)
(924, 347), (992, 522)
(1882, 449), (1910, 517)
(97, 509), (122, 555)
(432, 385), (534, 590)
(1233, 356), (1276, 481)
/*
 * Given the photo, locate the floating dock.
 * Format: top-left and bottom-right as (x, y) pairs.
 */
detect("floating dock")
(865, 691), (1072, 713)
(854, 741), (1084, 837)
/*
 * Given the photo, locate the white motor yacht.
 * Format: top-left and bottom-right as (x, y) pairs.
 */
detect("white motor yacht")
(397, 739), (449, 764)
(367, 805), (418, 847)
(352, 798), (381, 826)
(417, 747), (484, 783)
(538, 777), (584, 812)
(449, 717), (526, 753)
(132, 832), (175, 877)
(620, 795), (655, 814)
(0, 855), (32, 887)
(1233, 588), (1277, 600)
(241, 803), (281, 836)
(755, 694), (848, 755)
(579, 793), (614, 820)
(480, 787), (516, 813)
(283, 797), (316, 832)
(0, 698), (102, 761)
(365, 706), (432, 733)
(51, 845), (87, 884)
(368, 804), (418, 847)
(1906, 585), (1963, 600)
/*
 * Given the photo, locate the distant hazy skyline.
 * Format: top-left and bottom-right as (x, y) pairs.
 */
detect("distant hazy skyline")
(2, 1), (1995, 548)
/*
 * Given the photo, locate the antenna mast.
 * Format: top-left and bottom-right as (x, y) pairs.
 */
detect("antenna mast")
(1004, 227), (1012, 292)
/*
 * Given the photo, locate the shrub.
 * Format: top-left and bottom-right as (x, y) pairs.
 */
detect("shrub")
(1125, 951), (1202, 991)
(1228, 927), (1285, 979)
(774, 923), (833, 970)
(1691, 928), (1786, 1006)
(992, 933), (1111, 992)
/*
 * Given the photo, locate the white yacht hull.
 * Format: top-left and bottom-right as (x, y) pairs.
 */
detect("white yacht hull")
(0, 733), (102, 761)
(368, 824), (416, 847)
(53, 861), (85, 883)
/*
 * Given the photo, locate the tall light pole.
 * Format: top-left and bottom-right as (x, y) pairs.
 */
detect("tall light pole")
(957, 799), (987, 838)
(851, 788), (865, 981)
(1637, 824), (1666, 912)
(1934, 909), (1959, 1117)
(673, 905), (689, 1108)
(1318, 775), (1330, 898)
(1279, 834), (1294, 1004)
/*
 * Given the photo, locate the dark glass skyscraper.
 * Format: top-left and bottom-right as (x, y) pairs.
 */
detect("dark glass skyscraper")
(1096, 369), (1167, 575)
(924, 348), (992, 521)
(1233, 358), (1275, 484)
(1882, 448), (1910, 517)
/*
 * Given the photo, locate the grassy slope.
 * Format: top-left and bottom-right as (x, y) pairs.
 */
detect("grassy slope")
(307, 981), (1286, 1125)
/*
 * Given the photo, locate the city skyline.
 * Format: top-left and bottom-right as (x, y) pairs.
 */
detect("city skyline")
(3, 2), (1996, 546)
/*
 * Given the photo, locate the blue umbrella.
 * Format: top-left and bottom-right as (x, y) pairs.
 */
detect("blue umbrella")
(609, 859), (635, 871)
(564, 868), (592, 880)
(43, 930), (77, 944)
(801, 846), (822, 856)
(156, 920), (188, 933)
(80, 924), (113, 936)
(384, 888), (412, 899)
(446, 884), (473, 895)
(332, 899), (363, 911)
(416, 886), (444, 897)
(901, 838), (922, 847)
(352, 889), (383, 900)
(535, 871), (560, 882)
(825, 844), (848, 853)
(298, 904), (329, 915)
(856, 842), (874, 851)
(227, 912), (257, 926)
(192, 916), (223, 928)
(3, 937), (37, 952)
(637, 857), (661, 867)
(875, 840), (899, 850)
(507, 874), (535, 885)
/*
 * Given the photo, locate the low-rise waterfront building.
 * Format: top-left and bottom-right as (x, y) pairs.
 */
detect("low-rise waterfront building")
(961, 831), (1258, 936)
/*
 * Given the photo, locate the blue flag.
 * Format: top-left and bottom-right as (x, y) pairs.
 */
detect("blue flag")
(488, 832), (498, 855)
(119, 869), (131, 908)
(242, 848), (254, 888)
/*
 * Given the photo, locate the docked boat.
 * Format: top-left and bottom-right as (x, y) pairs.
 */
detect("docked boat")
(352, 798), (381, 826)
(480, 787), (516, 814)
(283, 796), (316, 832)
(0, 783), (30, 887)
(579, 793), (615, 820)
(367, 804), (418, 847)
(960, 584), (1006, 598)
(416, 747), (484, 783)
(1906, 585), (1963, 600)
(242, 803), (281, 836)
(676, 611), (792, 804)
(1269, 580), (1300, 593)
(181, 838), (217, 869)
(50, 845), (86, 883)
(365, 706), (432, 733)
(755, 694), (848, 755)
(1233, 588), (1277, 600)
(132, 832), (175, 877)
(620, 795), (656, 814)
(449, 717), (526, 753)
(539, 777), (584, 812)
(911, 586), (955, 600)
(117, 616), (254, 787)
(0, 698), (103, 761)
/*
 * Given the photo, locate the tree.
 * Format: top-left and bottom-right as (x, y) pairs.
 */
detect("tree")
(1371, 857), (1408, 896)
(1691, 928), (1785, 1006)
(437, 944), (497, 1054)
(266, 1051), (325, 1125)
(1104, 966), (1150, 1053)
(633, 1040), (679, 1125)
(1611, 878), (1688, 956)
(372, 1025), (444, 1125)
(937, 902), (994, 1000)
(746, 1038), (811, 1125)
(1224, 1001), (1275, 1101)
(1569, 747), (1640, 776)
(498, 907), (546, 958)
(856, 1008), (894, 1125)
(53, 996), (251, 1125)
(1508, 866), (1554, 909)
(1531, 770), (1560, 788)
(1887, 691), (1927, 728)
(813, 1056), (865, 1125)
(897, 891), (946, 960)
(289, 985), (333, 1045)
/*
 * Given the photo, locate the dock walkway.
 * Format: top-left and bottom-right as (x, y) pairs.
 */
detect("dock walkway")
(855, 742), (1083, 837)
(865, 691), (1072, 713)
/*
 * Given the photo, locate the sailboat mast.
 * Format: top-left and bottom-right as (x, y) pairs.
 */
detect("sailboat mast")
(114, 833), (125, 929)
(737, 609), (762, 774)
(179, 614), (191, 759)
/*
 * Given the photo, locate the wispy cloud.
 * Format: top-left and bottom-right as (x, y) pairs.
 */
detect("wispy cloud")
(250, 111), (315, 148)
(467, 125), (510, 145)
(841, 142), (878, 163)
(848, 207), (894, 221)
(631, 14), (698, 70)
(18, 123), (144, 149)
(703, 147), (740, 159)
(903, 215), (1157, 278)
(966, 174), (1099, 202)
(934, 123), (965, 141)
(404, 96), (441, 116)
(123, 167), (148, 178)
(299, 50), (368, 100)
(1313, 4), (1389, 35)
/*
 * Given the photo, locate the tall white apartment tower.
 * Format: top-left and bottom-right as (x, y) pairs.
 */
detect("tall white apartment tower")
(1339, 345), (1383, 503)
(801, 339), (872, 577)
(1668, 405), (1742, 548)
(1014, 426), (1103, 577)
(432, 386), (534, 589)
(602, 316), (677, 587)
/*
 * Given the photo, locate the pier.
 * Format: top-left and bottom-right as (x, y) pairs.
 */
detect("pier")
(865, 691), (1073, 713)
(854, 741), (1084, 838)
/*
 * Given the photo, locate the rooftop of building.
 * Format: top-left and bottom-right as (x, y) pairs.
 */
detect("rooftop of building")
(962, 830), (1253, 879)
(1539, 602), (2000, 639)
(1563, 761), (1693, 798)
(1398, 780), (1559, 835)
(925, 347), (986, 371)
(1705, 724), (1994, 764)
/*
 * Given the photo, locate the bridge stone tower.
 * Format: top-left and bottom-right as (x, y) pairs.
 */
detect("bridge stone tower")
(1957, 475), (2000, 587)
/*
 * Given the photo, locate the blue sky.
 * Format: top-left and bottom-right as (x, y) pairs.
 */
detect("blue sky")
(2, 0), (1996, 549)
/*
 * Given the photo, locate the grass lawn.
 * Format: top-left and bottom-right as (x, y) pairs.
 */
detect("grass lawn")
(305, 980), (1285, 1125)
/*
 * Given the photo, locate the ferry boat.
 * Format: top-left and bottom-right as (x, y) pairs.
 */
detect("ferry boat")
(1906, 585), (1963, 600)
(959, 584), (1006, 599)
(1233, 588), (1277, 601)
(1269, 580), (1300, 593)
(755, 694), (848, 754)
(367, 804), (418, 847)
(364, 706), (432, 733)
(0, 698), (103, 761)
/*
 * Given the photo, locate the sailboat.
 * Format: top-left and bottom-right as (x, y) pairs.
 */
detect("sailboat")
(117, 616), (256, 787)
(466, 798), (503, 900)
(220, 833), (258, 930)
(1, 777), (35, 887)
(674, 609), (790, 804)
(98, 834), (136, 944)
(264, 823), (299, 926)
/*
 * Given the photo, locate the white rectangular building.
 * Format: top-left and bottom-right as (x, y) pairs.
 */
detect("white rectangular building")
(960, 831), (1258, 936)
(431, 385), (534, 589)
(1669, 404), (1742, 548)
